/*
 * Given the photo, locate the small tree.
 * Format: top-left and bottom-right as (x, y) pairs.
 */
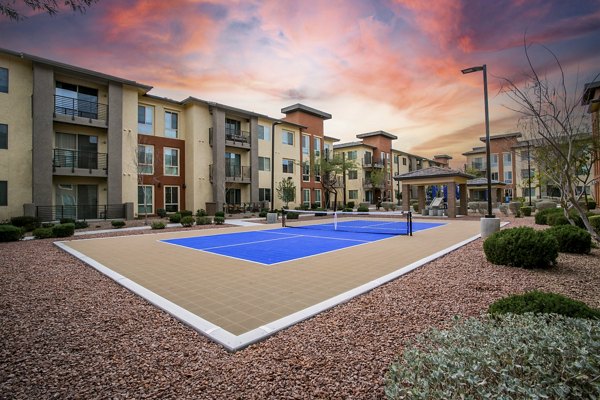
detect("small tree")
(276, 178), (296, 209)
(369, 167), (388, 205)
(317, 154), (357, 210)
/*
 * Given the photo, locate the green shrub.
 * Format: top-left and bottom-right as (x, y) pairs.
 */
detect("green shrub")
(195, 209), (207, 217)
(196, 216), (212, 225)
(33, 227), (54, 239)
(347, 201), (355, 209)
(587, 200), (597, 210)
(546, 224), (592, 254)
(74, 220), (89, 229)
(180, 210), (193, 217)
(111, 220), (126, 229)
(10, 216), (41, 231)
(489, 291), (600, 319)
(590, 215), (600, 233)
(520, 206), (532, 216)
(42, 222), (55, 228)
(385, 314), (600, 399)
(343, 208), (353, 212)
(215, 211), (225, 218)
(0, 225), (24, 242)
(156, 208), (167, 218)
(258, 211), (267, 218)
(169, 213), (182, 223)
(357, 205), (369, 212)
(52, 223), (75, 238)
(180, 216), (194, 227)
(151, 221), (166, 230)
(286, 211), (299, 219)
(534, 207), (562, 225)
(213, 216), (225, 225)
(546, 212), (569, 226)
(483, 227), (558, 269)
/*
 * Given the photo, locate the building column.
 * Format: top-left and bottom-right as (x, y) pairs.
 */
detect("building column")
(459, 183), (468, 215)
(211, 109), (226, 211)
(402, 183), (410, 212)
(447, 182), (457, 218)
(417, 185), (426, 213)
(107, 82), (123, 205)
(31, 63), (54, 207)
(249, 116), (259, 204)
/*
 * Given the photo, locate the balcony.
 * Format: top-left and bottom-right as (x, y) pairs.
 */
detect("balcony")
(54, 95), (108, 127)
(35, 203), (126, 222)
(225, 128), (251, 149)
(362, 157), (385, 168)
(53, 149), (108, 177)
(209, 164), (252, 183)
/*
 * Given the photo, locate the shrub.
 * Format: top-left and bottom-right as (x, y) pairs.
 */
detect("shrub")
(111, 220), (126, 229)
(347, 201), (355, 209)
(343, 208), (353, 212)
(180, 210), (193, 217)
(169, 213), (182, 223)
(42, 222), (55, 228)
(52, 223), (75, 238)
(385, 314), (600, 399)
(258, 211), (267, 218)
(213, 216), (225, 225)
(180, 216), (195, 227)
(286, 211), (299, 219)
(0, 225), (24, 242)
(534, 207), (562, 225)
(74, 220), (89, 229)
(590, 215), (600, 233)
(587, 200), (597, 210)
(156, 208), (167, 218)
(151, 221), (166, 230)
(10, 216), (41, 231)
(357, 205), (369, 212)
(536, 200), (557, 212)
(196, 216), (212, 225)
(483, 227), (558, 269)
(33, 227), (54, 239)
(489, 291), (600, 319)
(546, 224), (592, 254)
(546, 212), (569, 226)
(215, 211), (225, 218)
(520, 206), (532, 216)
(195, 209), (207, 217)
(59, 218), (75, 224)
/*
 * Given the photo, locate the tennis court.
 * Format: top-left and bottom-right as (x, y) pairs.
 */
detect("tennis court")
(57, 214), (483, 351)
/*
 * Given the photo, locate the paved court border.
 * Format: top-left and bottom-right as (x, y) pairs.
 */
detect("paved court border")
(55, 222), (506, 352)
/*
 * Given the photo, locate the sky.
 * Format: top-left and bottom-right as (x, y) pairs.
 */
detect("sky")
(1, 0), (599, 167)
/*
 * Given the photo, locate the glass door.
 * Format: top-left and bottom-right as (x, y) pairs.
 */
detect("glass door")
(77, 184), (98, 219)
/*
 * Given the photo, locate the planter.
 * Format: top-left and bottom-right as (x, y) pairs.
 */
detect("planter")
(266, 212), (278, 224)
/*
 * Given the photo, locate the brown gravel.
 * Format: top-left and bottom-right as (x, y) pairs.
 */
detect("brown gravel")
(1, 216), (599, 399)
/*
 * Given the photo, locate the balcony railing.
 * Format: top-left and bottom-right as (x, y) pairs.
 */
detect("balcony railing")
(225, 164), (251, 180)
(362, 178), (386, 188)
(53, 149), (108, 174)
(225, 129), (250, 144)
(35, 204), (126, 222)
(362, 157), (385, 168)
(54, 94), (108, 122)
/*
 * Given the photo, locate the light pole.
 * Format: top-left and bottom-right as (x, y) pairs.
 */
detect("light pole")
(462, 64), (494, 218)
(270, 121), (282, 212)
(527, 140), (532, 206)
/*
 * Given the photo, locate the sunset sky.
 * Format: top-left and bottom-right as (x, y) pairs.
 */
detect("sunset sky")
(1, 0), (599, 167)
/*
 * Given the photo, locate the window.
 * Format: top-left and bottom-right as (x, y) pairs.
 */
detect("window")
(315, 189), (321, 206)
(403, 157), (407, 166)
(347, 150), (357, 160)
(282, 130), (294, 145)
(225, 118), (241, 138)
(226, 188), (241, 205)
(137, 185), (153, 215)
(302, 135), (310, 155)
(491, 172), (499, 181)
(164, 186), (179, 212)
(394, 154), (399, 164)
(138, 105), (154, 135)
(0, 123), (7, 149)
(55, 81), (99, 119)
(324, 143), (333, 160)
(164, 148), (179, 176)
(522, 187), (536, 197)
(349, 190), (358, 200)
(504, 171), (513, 184)
(491, 154), (498, 168)
(364, 151), (372, 165)
(314, 163), (321, 182)
(137, 144), (154, 174)
(314, 137), (321, 157)
(472, 157), (484, 170)
(164, 111), (178, 138)
(258, 156), (271, 171)
(503, 152), (512, 167)
(282, 159), (294, 173)
(302, 188), (310, 205)
(521, 168), (535, 179)
(258, 125), (270, 141)
(259, 188), (271, 202)
(55, 133), (98, 169)
(0, 68), (7, 93)
(348, 170), (358, 180)
(302, 161), (310, 181)
(225, 152), (241, 177)
(521, 150), (531, 161)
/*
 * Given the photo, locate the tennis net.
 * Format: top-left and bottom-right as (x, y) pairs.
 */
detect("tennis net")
(282, 210), (413, 236)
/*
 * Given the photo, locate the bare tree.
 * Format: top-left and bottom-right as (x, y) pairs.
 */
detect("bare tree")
(316, 154), (356, 210)
(0, 0), (98, 20)
(276, 178), (296, 209)
(501, 40), (600, 240)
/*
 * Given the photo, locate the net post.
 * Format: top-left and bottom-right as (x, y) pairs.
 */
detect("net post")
(281, 209), (286, 227)
(408, 211), (413, 236)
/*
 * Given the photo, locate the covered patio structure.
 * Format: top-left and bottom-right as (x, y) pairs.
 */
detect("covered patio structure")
(466, 177), (506, 205)
(394, 167), (473, 218)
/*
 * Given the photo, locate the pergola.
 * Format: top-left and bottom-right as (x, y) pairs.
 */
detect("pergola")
(466, 177), (506, 204)
(394, 167), (474, 218)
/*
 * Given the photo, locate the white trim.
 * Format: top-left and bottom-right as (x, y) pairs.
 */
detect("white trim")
(163, 147), (180, 176)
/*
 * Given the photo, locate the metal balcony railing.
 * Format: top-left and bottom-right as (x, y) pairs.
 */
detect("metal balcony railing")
(54, 94), (108, 122)
(225, 128), (250, 144)
(225, 164), (251, 180)
(53, 149), (108, 174)
(36, 204), (126, 222)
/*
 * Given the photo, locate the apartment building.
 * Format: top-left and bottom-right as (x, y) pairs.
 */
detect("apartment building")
(583, 80), (600, 202)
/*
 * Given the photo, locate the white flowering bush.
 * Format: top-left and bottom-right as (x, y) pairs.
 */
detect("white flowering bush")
(385, 313), (600, 399)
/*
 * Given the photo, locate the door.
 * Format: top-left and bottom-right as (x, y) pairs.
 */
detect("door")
(78, 135), (98, 169)
(77, 184), (98, 219)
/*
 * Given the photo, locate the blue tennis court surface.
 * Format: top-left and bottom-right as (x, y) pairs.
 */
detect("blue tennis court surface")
(161, 221), (445, 265)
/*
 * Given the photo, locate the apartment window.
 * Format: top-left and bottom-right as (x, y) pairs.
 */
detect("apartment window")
(0, 68), (7, 93)
(302, 188), (310, 205)
(0, 123), (7, 149)
(402, 157), (407, 166)
(259, 188), (271, 202)
(394, 154), (399, 164)
(138, 105), (154, 135)
(164, 111), (178, 138)
(258, 156), (271, 171)
(258, 125), (270, 141)
(314, 163), (321, 182)
(164, 186), (179, 212)
(55, 81), (99, 119)
(472, 157), (484, 170)
(504, 171), (513, 184)
(282, 159), (294, 173)
(225, 118), (241, 137)
(491, 172), (499, 181)
(226, 188), (242, 205)
(348, 170), (358, 180)
(137, 144), (154, 174)
(137, 185), (153, 215)
(315, 189), (321, 206)
(55, 133), (98, 169)
(164, 148), (179, 176)
(282, 130), (294, 145)
(347, 151), (357, 160)
(302, 161), (310, 181)
(503, 152), (512, 167)
(491, 154), (498, 168)
(521, 168), (535, 179)
(324, 144), (333, 160)
(302, 135), (310, 155)
(521, 150), (531, 161)
(522, 187), (536, 197)
(314, 137), (321, 157)
(348, 190), (358, 200)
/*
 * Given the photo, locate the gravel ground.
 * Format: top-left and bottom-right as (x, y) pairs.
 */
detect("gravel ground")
(1, 216), (599, 399)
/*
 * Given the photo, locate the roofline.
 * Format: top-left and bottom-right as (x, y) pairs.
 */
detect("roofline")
(582, 81), (600, 105)
(0, 48), (153, 92)
(356, 130), (398, 140)
(479, 132), (522, 142)
(324, 135), (340, 142)
(281, 103), (332, 120)
(462, 149), (486, 156)
(333, 141), (376, 149)
(433, 154), (453, 159)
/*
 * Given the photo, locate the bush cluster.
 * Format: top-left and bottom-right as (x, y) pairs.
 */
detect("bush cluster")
(488, 291), (600, 319)
(179, 210), (193, 217)
(357, 205), (369, 212)
(215, 211), (225, 218)
(587, 200), (597, 210)
(483, 227), (558, 269)
(180, 216), (194, 227)
(546, 224), (592, 254)
(347, 201), (355, 209)
(169, 213), (182, 223)
(385, 313), (600, 399)
(195, 209), (207, 217)
(546, 211), (569, 226)
(111, 220), (126, 229)
(74, 220), (89, 229)
(156, 208), (167, 218)
(196, 216), (212, 225)
(258, 210), (267, 218)
(213, 216), (225, 225)
(534, 207), (561, 225)
(52, 223), (75, 238)
(520, 206), (532, 216)
(151, 221), (166, 230)
(590, 215), (600, 233)
(10, 216), (41, 232)
(32, 227), (54, 239)
(0, 225), (24, 242)
(286, 212), (299, 220)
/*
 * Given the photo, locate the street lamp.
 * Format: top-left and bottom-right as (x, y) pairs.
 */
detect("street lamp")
(526, 140), (532, 206)
(462, 64), (494, 218)
(270, 121), (282, 212)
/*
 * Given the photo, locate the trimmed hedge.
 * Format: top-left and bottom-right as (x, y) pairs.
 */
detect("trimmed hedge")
(483, 227), (558, 269)
(74, 220), (89, 229)
(59, 218), (75, 224)
(546, 224), (592, 254)
(534, 207), (562, 225)
(33, 227), (54, 239)
(52, 223), (75, 238)
(180, 216), (194, 227)
(151, 221), (166, 230)
(520, 206), (532, 216)
(10, 216), (41, 232)
(587, 200), (597, 210)
(286, 212), (299, 219)
(180, 210), (193, 217)
(169, 213), (182, 223)
(195, 209), (207, 217)
(258, 211), (267, 218)
(215, 211), (225, 218)
(111, 220), (126, 229)
(0, 225), (24, 242)
(546, 212), (569, 226)
(156, 208), (167, 218)
(357, 205), (369, 212)
(213, 216), (225, 225)
(590, 215), (600, 233)
(196, 216), (212, 225)
(488, 291), (600, 319)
